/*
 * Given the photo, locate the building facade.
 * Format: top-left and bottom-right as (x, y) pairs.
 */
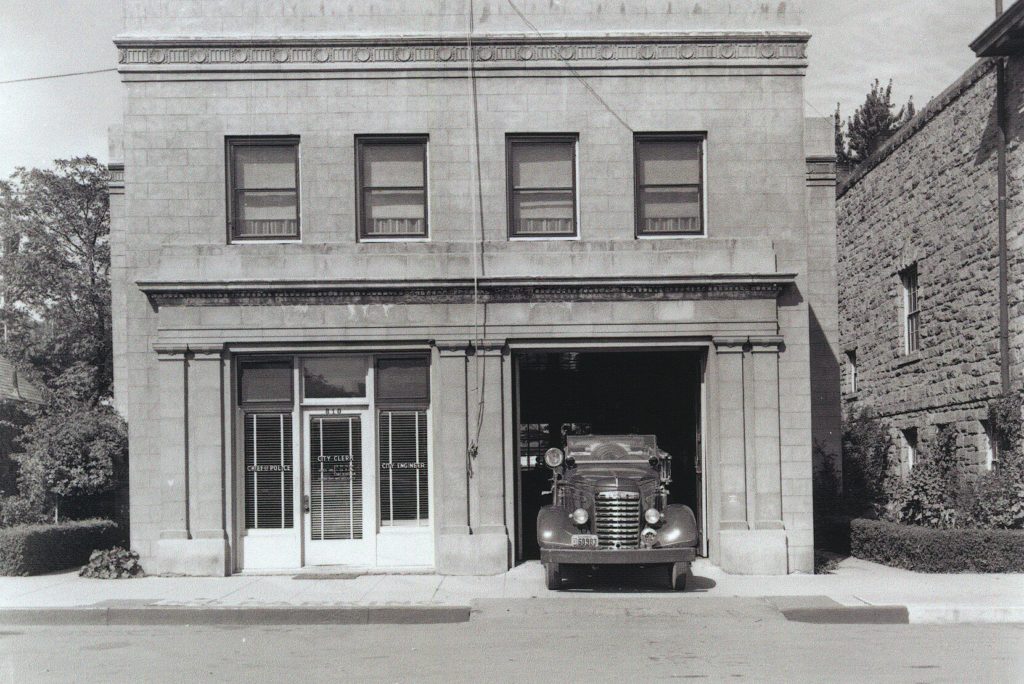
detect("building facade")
(837, 7), (1023, 473)
(109, 0), (838, 576)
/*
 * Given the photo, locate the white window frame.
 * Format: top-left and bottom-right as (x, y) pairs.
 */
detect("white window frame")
(901, 265), (920, 355)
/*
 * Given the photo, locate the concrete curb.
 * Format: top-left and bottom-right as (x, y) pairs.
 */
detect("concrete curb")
(0, 605), (471, 626)
(781, 605), (910, 624)
(906, 606), (1024, 625)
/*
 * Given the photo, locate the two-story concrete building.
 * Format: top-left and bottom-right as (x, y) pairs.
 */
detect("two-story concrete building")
(109, 0), (838, 577)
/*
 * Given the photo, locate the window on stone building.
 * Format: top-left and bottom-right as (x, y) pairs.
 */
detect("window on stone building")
(507, 134), (578, 238)
(634, 134), (704, 236)
(900, 264), (920, 354)
(846, 349), (858, 393)
(981, 419), (998, 471)
(356, 136), (429, 239)
(900, 427), (918, 473)
(227, 137), (300, 241)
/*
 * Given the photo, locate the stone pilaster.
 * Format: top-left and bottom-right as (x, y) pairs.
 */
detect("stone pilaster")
(152, 344), (230, 575)
(750, 337), (784, 530)
(185, 345), (229, 574)
(713, 336), (789, 575)
(432, 340), (510, 575)
(713, 337), (748, 530)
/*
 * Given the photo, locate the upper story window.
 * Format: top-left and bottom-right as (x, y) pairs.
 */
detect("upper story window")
(227, 137), (300, 241)
(634, 134), (704, 237)
(900, 264), (920, 354)
(357, 136), (428, 240)
(507, 134), (578, 238)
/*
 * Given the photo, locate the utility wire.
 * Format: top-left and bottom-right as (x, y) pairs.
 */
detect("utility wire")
(504, 0), (633, 132)
(0, 68), (117, 85)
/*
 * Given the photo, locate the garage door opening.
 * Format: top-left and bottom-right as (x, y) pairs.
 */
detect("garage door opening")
(514, 350), (704, 562)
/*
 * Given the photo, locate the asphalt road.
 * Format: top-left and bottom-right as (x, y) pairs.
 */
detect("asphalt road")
(0, 599), (1021, 683)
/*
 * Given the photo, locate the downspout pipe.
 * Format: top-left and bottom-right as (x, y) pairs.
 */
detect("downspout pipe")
(996, 56), (1010, 393)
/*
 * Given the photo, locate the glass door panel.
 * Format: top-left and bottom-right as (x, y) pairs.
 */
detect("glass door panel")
(304, 410), (375, 565)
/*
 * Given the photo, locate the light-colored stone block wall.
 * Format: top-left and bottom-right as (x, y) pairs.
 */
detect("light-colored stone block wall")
(120, 0), (803, 36)
(112, 0), (825, 572)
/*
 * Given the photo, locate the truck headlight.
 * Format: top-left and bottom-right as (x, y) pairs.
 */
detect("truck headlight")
(644, 508), (664, 526)
(641, 527), (658, 547)
(571, 508), (589, 526)
(544, 448), (564, 468)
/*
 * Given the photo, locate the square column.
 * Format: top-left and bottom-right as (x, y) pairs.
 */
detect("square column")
(185, 346), (229, 575)
(714, 337), (748, 529)
(432, 340), (510, 575)
(713, 336), (789, 575)
(152, 344), (229, 576)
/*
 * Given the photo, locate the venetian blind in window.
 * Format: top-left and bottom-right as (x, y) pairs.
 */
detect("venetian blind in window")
(309, 416), (363, 540)
(244, 413), (294, 529)
(378, 410), (429, 525)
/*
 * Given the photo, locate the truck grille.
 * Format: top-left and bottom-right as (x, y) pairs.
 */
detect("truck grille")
(595, 492), (640, 548)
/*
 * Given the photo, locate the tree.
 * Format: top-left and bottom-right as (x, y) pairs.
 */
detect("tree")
(0, 158), (111, 408)
(14, 406), (127, 522)
(834, 103), (851, 166)
(846, 79), (915, 164)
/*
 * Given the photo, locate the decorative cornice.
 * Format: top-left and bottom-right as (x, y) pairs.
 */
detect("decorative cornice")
(137, 274), (795, 308)
(115, 33), (808, 72)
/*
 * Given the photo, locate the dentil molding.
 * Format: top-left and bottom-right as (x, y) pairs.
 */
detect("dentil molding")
(116, 33), (808, 71)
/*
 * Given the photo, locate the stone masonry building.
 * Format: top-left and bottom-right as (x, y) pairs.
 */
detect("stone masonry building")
(108, 0), (839, 576)
(837, 6), (1023, 473)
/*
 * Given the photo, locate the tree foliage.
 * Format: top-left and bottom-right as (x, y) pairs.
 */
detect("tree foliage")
(835, 79), (916, 166)
(13, 407), (127, 522)
(0, 157), (112, 407)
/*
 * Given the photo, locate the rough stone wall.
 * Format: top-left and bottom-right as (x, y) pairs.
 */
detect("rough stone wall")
(837, 57), (1021, 470)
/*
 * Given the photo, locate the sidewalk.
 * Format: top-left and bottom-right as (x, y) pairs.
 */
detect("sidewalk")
(0, 557), (1020, 625)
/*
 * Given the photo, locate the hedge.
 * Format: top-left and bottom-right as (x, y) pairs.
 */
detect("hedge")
(851, 518), (1024, 573)
(0, 519), (122, 576)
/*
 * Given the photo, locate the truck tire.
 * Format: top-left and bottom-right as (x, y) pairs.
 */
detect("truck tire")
(545, 562), (561, 590)
(670, 562), (688, 591)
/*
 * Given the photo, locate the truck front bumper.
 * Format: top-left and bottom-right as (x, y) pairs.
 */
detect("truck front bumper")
(540, 546), (696, 565)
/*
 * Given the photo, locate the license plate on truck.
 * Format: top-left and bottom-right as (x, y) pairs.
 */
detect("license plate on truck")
(571, 534), (599, 549)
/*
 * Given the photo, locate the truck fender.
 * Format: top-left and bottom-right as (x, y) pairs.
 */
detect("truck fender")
(536, 505), (576, 547)
(657, 504), (699, 548)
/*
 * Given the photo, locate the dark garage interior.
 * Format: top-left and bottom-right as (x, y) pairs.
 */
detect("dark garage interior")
(514, 350), (704, 562)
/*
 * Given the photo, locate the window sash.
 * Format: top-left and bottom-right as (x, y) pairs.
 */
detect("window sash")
(507, 136), (578, 238)
(357, 138), (428, 239)
(634, 135), (704, 236)
(378, 410), (430, 526)
(227, 138), (300, 241)
(244, 412), (294, 530)
(902, 268), (920, 354)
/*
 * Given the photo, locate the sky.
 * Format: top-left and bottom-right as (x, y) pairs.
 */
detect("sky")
(0, 0), (1009, 177)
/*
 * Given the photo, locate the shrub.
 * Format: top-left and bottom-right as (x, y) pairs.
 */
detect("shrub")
(851, 518), (1024, 573)
(79, 546), (144, 579)
(886, 424), (962, 528)
(841, 408), (895, 515)
(0, 495), (46, 527)
(988, 392), (1023, 459)
(0, 519), (121, 576)
(961, 460), (1024, 530)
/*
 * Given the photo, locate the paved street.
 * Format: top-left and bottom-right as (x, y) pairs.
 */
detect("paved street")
(1, 599), (1021, 683)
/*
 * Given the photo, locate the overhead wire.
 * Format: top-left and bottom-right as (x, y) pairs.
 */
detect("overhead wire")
(0, 68), (117, 85)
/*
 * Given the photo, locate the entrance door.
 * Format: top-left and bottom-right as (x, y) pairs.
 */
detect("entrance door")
(303, 409), (376, 566)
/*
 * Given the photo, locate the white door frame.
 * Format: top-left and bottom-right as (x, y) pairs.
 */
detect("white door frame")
(302, 406), (376, 566)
